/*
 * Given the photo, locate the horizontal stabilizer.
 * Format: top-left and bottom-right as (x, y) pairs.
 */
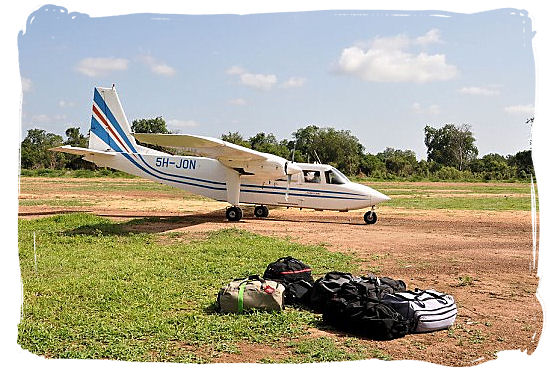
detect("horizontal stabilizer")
(49, 145), (117, 157)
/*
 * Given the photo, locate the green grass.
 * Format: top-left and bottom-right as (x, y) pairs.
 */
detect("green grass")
(18, 213), (359, 362)
(19, 199), (93, 207)
(20, 178), (208, 200)
(21, 169), (137, 178)
(385, 195), (533, 211)
(283, 337), (363, 362)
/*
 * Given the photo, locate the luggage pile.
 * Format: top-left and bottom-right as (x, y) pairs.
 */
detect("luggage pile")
(216, 256), (457, 340)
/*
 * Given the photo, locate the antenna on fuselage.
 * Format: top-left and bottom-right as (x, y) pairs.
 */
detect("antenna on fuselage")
(313, 150), (321, 164)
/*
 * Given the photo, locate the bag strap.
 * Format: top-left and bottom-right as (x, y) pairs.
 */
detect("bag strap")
(391, 292), (426, 307)
(237, 281), (247, 313)
(414, 288), (448, 303)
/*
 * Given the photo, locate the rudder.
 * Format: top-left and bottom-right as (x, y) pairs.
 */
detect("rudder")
(89, 86), (138, 153)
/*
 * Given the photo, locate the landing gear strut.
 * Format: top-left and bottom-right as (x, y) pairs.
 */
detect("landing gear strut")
(254, 205), (269, 218)
(364, 208), (378, 225)
(226, 206), (243, 222)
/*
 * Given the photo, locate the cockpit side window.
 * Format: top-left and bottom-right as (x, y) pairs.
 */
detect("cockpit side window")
(325, 168), (348, 185)
(303, 170), (322, 183)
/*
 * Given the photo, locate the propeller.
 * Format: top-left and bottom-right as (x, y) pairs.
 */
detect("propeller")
(283, 146), (301, 201)
(284, 162), (291, 201)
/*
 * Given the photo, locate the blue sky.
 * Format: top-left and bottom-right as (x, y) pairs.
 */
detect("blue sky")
(18, 5), (535, 159)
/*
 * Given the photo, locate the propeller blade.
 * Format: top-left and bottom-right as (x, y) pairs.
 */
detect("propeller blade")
(285, 174), (291, 201)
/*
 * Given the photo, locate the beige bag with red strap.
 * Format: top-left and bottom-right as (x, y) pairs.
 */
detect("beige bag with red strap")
(217, 275), (285, 313)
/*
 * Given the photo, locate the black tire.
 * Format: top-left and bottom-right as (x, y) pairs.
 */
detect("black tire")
(226, 206), (243, 222)
(254, 205), (269, 218)
(364, 211), (377, 225)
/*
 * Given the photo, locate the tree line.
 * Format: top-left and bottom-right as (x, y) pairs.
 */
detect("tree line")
(20, 117), (534, 181)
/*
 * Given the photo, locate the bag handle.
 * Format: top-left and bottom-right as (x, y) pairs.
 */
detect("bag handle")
(236, 276), (268, 313)
(276, 256), (294, 263)
(391, 291), (427, 308)
(413, 288), (448, 303)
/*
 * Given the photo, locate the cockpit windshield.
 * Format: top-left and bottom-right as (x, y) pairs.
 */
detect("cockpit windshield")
(325, 167), (350, 185)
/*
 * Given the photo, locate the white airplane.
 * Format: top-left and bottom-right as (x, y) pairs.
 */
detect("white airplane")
(52, 86), (390, 224)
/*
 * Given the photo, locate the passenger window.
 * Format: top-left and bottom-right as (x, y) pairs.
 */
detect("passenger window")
(303, 170), (321, 183)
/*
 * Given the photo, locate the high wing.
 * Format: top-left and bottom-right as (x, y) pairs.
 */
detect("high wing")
(133, 133), (269, 161)
(133, 133), (302, 179)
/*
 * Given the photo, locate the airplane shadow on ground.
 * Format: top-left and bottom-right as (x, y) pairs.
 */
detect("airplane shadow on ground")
(64, 209), (228, 236)
(19, 207), (366, 236)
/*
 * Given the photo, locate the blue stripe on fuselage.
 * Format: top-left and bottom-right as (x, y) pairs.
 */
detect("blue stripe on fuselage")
(240, 183), (363, 197)
(240, 188), (368, 201)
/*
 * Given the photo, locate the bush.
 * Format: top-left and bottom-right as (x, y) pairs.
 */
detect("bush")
(435, 166), (462, 180)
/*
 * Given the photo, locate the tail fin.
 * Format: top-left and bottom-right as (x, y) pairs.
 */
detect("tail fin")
(89, 86), (138, 153)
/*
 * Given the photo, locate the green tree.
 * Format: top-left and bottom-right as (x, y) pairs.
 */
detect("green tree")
(64, 127), (88, 147)
(292, 125), (320, 162)
(424, 124), (478, 170)
(508, 150), (534, 178)
(132, 117), (172, 153)
(63, 127), (94, 170)
(292, 125), (363, 175)
(359, 153), (386, 177)
(221, 131), (251, 148)
(131, 116), (170, 134)
(248, 132), (291, 159)
(377, 148), (418, 177)
(20, 129), (65, 169)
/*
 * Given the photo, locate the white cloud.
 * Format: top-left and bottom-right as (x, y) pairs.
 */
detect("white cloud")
(226, 66), (246, 75)
(228, 98), (247, 106)
(504, 104), (535, 115)
(459, 86), (500, 96)
(281, 77), (306, 88)
(22, 77), (32, 92)
(75, 57), (129, 77)
(58, 100), (75, 108)
(30, 113), (67, 124)
(239, 72), (277, 91)
(138, 55), (176, 76)
(336, 29), (458, 83)
(167, 119), (200, 129)
(415, 29), (442, 46)
(226, 66), (278, 91)
(412, 102), (440, 115)
(31, 114), (50, 123)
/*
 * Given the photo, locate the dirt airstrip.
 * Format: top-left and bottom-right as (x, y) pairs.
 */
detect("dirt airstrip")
(18, 177), (542, 366)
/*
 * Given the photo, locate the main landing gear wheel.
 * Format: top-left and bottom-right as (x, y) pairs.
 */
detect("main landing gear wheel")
(226, 206), (243, 222)
(254, 205), (269, 218)
(364, 211), (377, 225)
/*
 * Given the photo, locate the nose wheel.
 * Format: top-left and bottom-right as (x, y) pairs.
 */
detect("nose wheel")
(254, 205), (269, 218)
(226, 206), (243, 222)
(364, 210), (377, 224)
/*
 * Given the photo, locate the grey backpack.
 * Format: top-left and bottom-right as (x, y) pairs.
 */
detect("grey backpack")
(217, 275), (285, 313)
(381, 289), (457, 333)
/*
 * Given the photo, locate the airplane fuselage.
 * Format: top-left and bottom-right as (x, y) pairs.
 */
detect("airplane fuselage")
(90, 151), (386, 211)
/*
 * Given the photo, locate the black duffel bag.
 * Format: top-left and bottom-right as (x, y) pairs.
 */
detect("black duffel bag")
(309, 271), (355, 312)
(323, 293), (410, 340)
(263, 256), (314, 305)
(309, 272), (406, 312)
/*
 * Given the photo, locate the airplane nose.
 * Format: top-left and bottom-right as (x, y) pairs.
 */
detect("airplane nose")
(370, 189), (391, 204)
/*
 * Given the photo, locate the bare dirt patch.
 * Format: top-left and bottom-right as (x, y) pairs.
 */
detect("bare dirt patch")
(18, 177), (541, 366)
